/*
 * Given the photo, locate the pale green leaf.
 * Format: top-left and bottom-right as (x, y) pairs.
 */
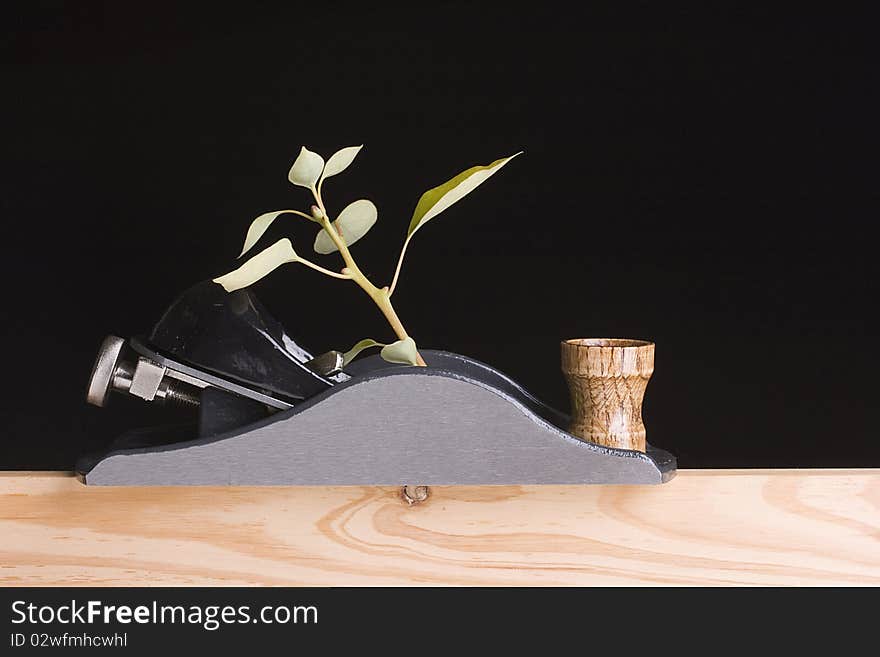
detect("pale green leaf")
(288, 146), (325, 188)
(380, 337), (419, 366)
(314, 199), (378, 254)
(341, 338), (384, 367)
(321, 145), (363, 180)
(407, 152), (522, 238)
(213, 238), (299, 292)
(237, 210), (302, 258)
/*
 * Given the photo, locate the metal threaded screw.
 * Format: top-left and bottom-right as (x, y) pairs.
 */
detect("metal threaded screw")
(159, 383), (201, 407)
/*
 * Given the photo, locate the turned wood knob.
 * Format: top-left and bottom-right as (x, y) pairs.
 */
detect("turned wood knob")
(561, 338), (655, 452)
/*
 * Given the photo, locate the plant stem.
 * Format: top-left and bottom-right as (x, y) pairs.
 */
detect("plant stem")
(297, 258), (353, 280)
(388, 234), (412, 297)
(369, 287), (427, 367)
(313, 189), (427, 367)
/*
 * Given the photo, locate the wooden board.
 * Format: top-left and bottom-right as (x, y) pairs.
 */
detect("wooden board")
(1, 470), (878, 586)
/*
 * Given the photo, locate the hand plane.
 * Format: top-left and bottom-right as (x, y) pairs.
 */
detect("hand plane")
(80, 281), (676, 486)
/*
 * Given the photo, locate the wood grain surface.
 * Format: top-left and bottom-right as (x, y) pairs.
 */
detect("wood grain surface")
(1, 470), (878, 586)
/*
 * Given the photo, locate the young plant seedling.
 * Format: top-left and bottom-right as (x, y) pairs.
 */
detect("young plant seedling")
(214, 145), (521, 367)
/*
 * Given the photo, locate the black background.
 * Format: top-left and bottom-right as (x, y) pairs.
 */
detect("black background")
(2, 2), (876, 469)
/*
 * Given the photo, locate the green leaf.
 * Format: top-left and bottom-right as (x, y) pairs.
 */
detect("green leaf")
(341, 338), (384, 367)
(213, 238), (299, 292)
(314, 199), (378, 255)
(238, 210), (303, 258)
(321, 145), (363, 180)
(407, 152), (522, 239)
(380, 337), (419, 366)
(288, 146), (324, 188)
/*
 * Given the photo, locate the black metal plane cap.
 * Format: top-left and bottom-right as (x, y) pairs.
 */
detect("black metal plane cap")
(145, 280), (333, 403)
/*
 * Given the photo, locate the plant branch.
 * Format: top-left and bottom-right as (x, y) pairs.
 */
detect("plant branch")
(311, 185), (426, 367)
(316, 175), (327, 207)
(286, 209), (318, 222)
(297, 257), (352, 280)
(388, 235), (412, 297)
(311, 187), (365, 283)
